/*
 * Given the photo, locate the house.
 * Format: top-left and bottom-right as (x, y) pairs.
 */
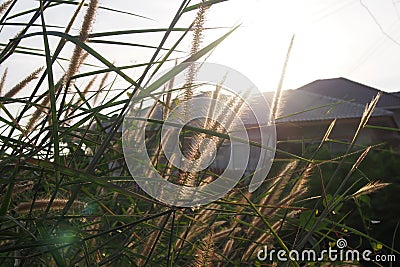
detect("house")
(264, 78), (400, 155)
(100, 77), (399, 177)
(297, 77), (400, 125)
(201, 77), (400, 172)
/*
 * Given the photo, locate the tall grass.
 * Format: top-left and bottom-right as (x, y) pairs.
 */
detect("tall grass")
(0, 1), (398, 266)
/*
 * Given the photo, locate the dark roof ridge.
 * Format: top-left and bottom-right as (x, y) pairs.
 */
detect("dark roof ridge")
(299, 77), (397, 99)
(265, 89), (393, 116)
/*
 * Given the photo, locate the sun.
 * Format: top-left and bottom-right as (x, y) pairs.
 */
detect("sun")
(200, 1), (313, 92)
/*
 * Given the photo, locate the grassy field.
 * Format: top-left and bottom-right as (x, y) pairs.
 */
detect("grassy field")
(0, 1), (399, 266)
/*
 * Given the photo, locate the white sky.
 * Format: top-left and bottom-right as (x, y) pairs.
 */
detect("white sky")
(1, 0), (400, 93)
(203, 0), (400, 92)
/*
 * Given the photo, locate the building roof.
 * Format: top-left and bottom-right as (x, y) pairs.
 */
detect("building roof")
(263, 90), (393, 123)
(297, 77), (400, 108)
(112, 78), (398, 128)
(392, 91), (400, 98)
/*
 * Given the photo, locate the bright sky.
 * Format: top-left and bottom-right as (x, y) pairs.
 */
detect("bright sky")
(202, 0), (400, 93)
(1, 0), (400, 93)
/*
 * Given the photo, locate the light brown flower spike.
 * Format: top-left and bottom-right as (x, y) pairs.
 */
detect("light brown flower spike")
(0, 0), (12, 14)
(4, 67), (43, 98)
(15, 198), (85, 214)
(64, 0), (99, 87)
(0, 68), (8, 96)
(26, 0), (99, 131)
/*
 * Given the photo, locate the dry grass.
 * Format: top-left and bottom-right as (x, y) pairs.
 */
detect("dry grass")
(0, 0), (12, 14)
(4, 67), (43, 98)
(15, 198), (85, 214)
(0, 1), (396, 266)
